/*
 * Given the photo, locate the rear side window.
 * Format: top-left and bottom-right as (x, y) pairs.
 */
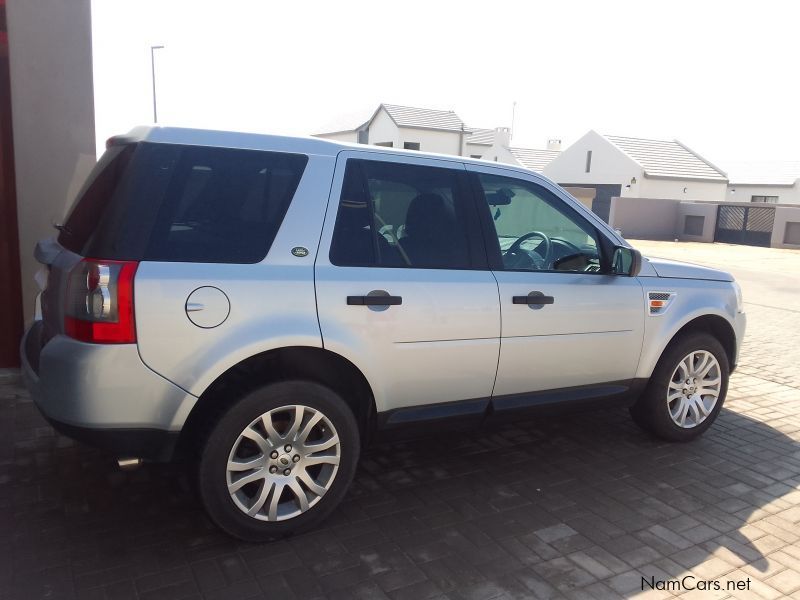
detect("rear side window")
(329, 159), (475, 269)
(59, 143), (308, 263)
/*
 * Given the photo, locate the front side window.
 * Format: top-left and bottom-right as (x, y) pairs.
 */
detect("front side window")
(476, 173), (602, 273)
(330, 159), (474, 269)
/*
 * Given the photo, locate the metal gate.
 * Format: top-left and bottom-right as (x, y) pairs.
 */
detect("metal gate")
(714, 205), (775, 247)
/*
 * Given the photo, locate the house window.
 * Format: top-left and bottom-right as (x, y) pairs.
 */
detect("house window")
(374, 142), (393, 148)
(585, 150), (592, 173)
(751, 195), (778, 203)
(470, 155), (482, 159)
(357, 129), (368, 144)
(403, 142), (420, 151)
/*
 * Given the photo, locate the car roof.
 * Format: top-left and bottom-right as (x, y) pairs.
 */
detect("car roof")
(122, 126), (538, 175)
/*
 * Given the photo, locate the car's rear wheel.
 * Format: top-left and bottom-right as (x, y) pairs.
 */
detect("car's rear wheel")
(198, 381), (359, 541)
(630, 332), (729, 442)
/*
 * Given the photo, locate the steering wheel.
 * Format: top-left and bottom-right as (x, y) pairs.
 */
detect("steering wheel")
(504, 231), (552, 269)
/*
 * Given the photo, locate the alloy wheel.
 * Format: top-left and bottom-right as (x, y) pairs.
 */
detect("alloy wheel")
(226, 404), (340, 521)
(667, 350), (722, 429)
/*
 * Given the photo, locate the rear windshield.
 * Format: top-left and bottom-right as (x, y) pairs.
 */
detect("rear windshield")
(59, 142), (308, 263)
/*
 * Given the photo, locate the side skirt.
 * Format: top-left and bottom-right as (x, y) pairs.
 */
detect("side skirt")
(375, 379), (649, 439)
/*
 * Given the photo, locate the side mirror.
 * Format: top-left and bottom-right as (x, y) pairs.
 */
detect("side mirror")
(612, 246), (642, 276)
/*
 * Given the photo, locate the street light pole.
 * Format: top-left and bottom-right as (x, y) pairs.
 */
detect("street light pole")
(150, 45), (164, 123)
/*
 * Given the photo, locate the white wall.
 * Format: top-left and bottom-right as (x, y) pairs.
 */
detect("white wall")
(464, 142), (488, 158)
(397, 127), (462, 155)
(543, 130), (643, 196)
(365, 107), (464, 154)
(725, 183), (800, 205)
(7, 0), (97, 324)
(367, 107), (400, 147)
(638, 177), (726, 202)
(314, 130), (358, 143)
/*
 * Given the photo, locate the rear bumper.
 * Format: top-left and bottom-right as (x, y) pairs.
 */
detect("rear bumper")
(20, 322), (197, 461)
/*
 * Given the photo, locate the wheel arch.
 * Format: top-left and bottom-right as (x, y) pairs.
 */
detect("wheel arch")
(176, 346), (377, 459)
(639, 312), (737, 380)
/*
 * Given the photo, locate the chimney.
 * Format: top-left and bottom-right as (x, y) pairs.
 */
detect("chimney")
(547, 139), (562, 151)
(494, 127), (511, 147)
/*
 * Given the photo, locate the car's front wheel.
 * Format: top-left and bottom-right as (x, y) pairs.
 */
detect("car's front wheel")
(198, 381), (359, 541)
(631, 332), (729, 442)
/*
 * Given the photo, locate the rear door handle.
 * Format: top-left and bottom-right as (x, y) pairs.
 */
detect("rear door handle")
(512, 291), (555, 305)
(347, 295), (402, 306)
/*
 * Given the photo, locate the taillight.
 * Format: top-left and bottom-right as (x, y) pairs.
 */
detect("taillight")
(64, 259), (138, 343)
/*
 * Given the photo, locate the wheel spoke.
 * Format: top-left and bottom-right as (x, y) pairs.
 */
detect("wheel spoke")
(702, 377), (721, 388)
(688, 399), (702, 424)
(668, 380), (683, 391)
(247, 480), (273, 517)
(699, 360), (716, 378)
(304, 434), (339, 454)
(677, 358), (690, 380)
(267, 482), (285, 521)
(694, 353), (710, 376)
(261, 414), (282, 446)
(285, 406), (305, 441)
(297, 412), (323, 444)
(228, 467), (266, 494)
(678, 398), (689, 427)
(303, 455), (340, 467)
(287, 478), (310, 512)
(298, 470), (327, 496)
(227, 455), (264, 472)
(668, 390), (684, 402)
(241, 427), (271, 454)
(694, 398), (710, 417)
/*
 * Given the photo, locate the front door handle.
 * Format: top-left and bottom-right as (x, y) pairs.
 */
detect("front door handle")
(347, 294), (402, 306)
(512, 291), (555, 306)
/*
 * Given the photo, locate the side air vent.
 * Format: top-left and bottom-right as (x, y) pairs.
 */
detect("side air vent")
(648, 291), (675, 316)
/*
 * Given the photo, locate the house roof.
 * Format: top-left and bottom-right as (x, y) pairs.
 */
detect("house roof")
(722, 161), (800, 186)
(465, 128), (495, 145)
(508, 147), (561, 173)
(605, 134), (727, 182)
(381, 104), (465, 132)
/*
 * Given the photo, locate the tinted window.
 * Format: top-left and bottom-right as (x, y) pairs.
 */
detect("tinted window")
(59, 142), (308, 263)
(330, 159), (473, 269)
(476, 173), (602, 273)
(58, 144), (135, 254)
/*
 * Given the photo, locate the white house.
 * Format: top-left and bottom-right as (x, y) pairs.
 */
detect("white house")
(543, 131), (728, 211)
(723, 161), (800, 204)
(315, 104), (468, 155)
(314, 104), (560, 168)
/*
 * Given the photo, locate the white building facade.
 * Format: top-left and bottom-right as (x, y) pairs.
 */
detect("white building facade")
(543, 130), (728, 202)
(314, 104), (559, 171)
(723, 162), (800, 205)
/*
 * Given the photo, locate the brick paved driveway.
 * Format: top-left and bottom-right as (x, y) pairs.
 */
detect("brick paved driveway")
(2, 241), (799, 600)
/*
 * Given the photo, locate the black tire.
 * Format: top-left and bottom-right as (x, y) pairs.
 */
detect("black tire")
(198, 380), (359, 542)
(630, 332), (729, 442)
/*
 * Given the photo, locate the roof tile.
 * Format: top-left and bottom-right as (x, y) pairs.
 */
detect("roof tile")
(382, 104), (464, 131)
(508, 147), (561, 173)
(605, 135), (726, 181)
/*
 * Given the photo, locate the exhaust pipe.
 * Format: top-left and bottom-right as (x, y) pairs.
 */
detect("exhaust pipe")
(117, 457), (143, 471)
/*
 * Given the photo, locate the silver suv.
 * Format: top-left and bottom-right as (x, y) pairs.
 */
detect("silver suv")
(21, 127), (746, 541)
